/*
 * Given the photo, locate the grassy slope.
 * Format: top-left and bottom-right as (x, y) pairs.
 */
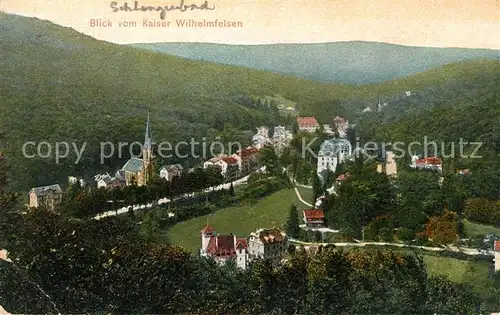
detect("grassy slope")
(423, 255), (494, 302)
(167, 188), (308, 252)
(130, 41), (500, 84)
(464, 220), (500, 237)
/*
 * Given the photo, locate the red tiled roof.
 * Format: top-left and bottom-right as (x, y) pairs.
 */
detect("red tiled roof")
(236, 238), (248, 249)
(237, 147), (259, 158)
(416, 157), (442, 165)
(303, 209), (325, 220)
(336, 172), (351, 181)
(222, 156), (239, 165)
(200, 225), (215, 234)
(297, 116), (319, 127)
(495, 240), (500, 251)
(206, 235), (236, 256)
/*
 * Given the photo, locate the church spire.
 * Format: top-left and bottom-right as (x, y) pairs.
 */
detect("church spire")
(144, 110), (152, 149)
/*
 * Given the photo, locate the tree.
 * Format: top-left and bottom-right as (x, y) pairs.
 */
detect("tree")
(312, 172), (323, 202)
(285, 204), (300, 238)
(0, 152), (8, 195)
(229, 182), (235, 196)
(425, 210), (459, 245)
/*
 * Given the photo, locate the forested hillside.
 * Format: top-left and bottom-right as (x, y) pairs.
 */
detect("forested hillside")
(131, 41), (500, 84)
(1, 11), (499, 191)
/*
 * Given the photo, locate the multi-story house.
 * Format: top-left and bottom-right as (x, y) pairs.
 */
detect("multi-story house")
(200, 225), (249, 269)
(248, 228), (287, 262)
(317, 138), (352, 176)
(29, 184), (63, 210)
(159, 164), (183, 181)
(237, 146), (259, 175)
(297, 116), (320, 133)
(203, 155), (240, 181)
(303, 209), (325, 228)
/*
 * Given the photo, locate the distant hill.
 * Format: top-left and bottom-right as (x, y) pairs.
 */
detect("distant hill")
(0, 11), (499, 191)
(130, 42), (500, 84)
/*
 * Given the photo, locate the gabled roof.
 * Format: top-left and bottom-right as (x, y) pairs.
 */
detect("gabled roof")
(494, 240), (500, 251)
(122, 157), (144, 173)
(160, 164), (183, 172)
(206, 235), (236, 256)
(29, 184), (62, 197)
(236, 238), (248, 249)
(238, 146), (259, 158)
(221, 156), (239, 165)
(201, 224), (215, 234)
(303, 209), (325, 220)
(416, 156), (442, 165)
(296, 116), (319, 127)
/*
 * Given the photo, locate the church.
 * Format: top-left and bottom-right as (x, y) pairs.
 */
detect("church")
(121, 113), (155, 186)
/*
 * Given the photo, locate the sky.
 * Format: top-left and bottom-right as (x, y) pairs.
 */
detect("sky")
(1, 0), (500, 48)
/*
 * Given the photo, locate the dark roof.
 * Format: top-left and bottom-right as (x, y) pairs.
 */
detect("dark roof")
(257, 228), (285, 244)
(122, 157), (143, 173)
(29, 184), (62, 197)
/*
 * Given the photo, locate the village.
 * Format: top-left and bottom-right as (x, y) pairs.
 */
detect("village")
(24, 113), (500, 273)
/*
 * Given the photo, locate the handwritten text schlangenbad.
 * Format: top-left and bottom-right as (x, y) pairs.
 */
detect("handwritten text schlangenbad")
(110, 0), (216, 20)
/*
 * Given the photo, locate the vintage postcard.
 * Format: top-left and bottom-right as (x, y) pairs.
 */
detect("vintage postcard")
(0, 0), (499, 314)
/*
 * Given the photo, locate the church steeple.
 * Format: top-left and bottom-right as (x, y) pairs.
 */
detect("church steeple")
(142, 111), (154, 185)
(144, 110), (152, 150)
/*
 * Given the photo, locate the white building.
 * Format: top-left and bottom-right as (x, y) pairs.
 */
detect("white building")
(159, 164), (183, 181)
(317, 138), (352, 176)
(248, 228), (287, 262)
(200, 225), (249, 269)
(68, 176), (85, 186)
(494, 240), (500, 272)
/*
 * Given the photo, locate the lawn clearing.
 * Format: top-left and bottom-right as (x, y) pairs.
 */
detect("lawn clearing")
(463, 219), (500, 237)
(423, 254), (493, 300)
(167, 188), (303, 252)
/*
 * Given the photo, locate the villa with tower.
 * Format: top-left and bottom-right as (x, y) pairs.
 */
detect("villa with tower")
(121, 113), (155, 186)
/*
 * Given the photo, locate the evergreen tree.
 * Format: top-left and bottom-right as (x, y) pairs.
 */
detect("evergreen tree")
(285, 204), (300, 238)
(312, 172), (323, 202)
(0, 152), (7, 195)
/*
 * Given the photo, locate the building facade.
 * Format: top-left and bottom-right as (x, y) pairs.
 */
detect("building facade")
(297, 116), (320, 133)
(303, 209), (325, 228)
(159, 164), (183, 181)
(317, 138), (352, 176)
(200, 225), (249, 269)
(29, 184), (63, 210)
(247, 228), (287, 262)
